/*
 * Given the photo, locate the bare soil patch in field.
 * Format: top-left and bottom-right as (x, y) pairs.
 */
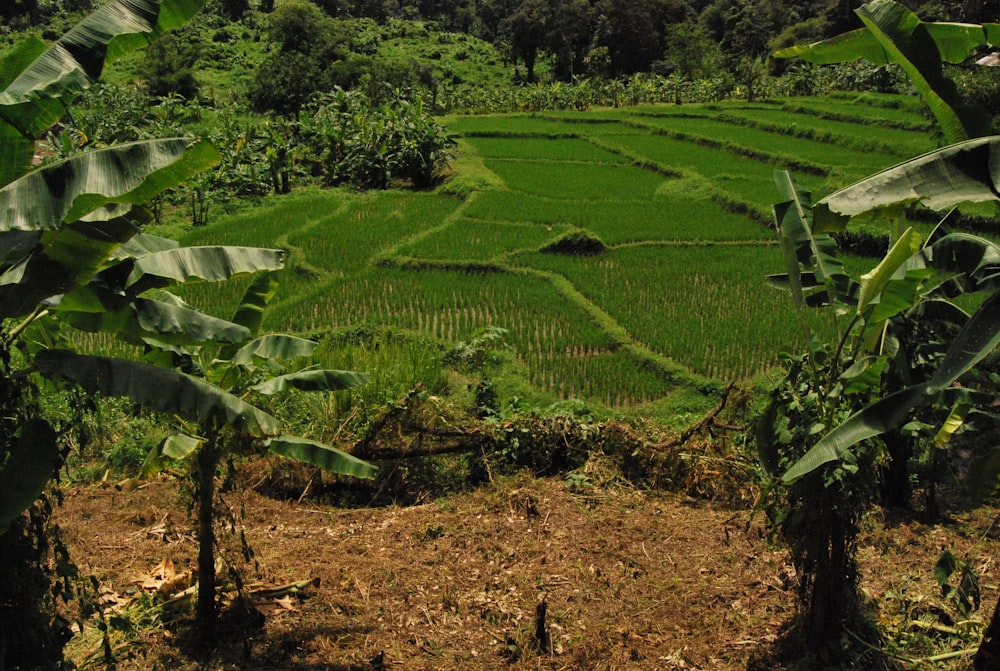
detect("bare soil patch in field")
(55, 459), (1000, 670)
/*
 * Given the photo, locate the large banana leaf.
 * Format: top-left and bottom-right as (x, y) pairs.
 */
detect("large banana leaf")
(229, 272), (280, 336)
(0, 217), (139, 319)
(813, 137), (1000, 232)
(265, 436), (376, 479)
(783, 289), (1000, 481)
(0, 139), (220, 236)
(0, 0), (208, 138)
(773, 0), (993, 142)
(0, 37), (59, 187)
(35, 349), (281, 437)
(857, 227), (922, 317)
(126, 246), (286, 292)
(61, 296), (252, 347)
(230, 334), (318, 366)
(772, 170), (853, 308)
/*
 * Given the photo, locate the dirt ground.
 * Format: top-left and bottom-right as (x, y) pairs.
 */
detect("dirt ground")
(54, 457), (1000, 671)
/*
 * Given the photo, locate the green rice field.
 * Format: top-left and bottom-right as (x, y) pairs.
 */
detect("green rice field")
(173, 95), (948, 411)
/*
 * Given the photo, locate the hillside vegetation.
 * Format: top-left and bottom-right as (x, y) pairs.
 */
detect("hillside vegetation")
(8, 2), (1000, 670)
(161, 94), (941, 421)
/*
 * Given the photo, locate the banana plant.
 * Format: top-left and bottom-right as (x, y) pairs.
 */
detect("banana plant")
(0, 1), (378, 647)
(116, 272), (375, 635)
(774, 0), (998, 143)
(759, 146), (1000, 656)
(774, 137), (1000, 484)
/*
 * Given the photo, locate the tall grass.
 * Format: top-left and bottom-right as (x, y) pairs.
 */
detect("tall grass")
(463, 191), (770, 244)
(483, 159), (668, 200)
(518, 244), (825, 380)
(396, 218), (573, 261)
(464, 136), (629, 162)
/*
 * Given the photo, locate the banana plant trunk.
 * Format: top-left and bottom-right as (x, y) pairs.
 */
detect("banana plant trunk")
(195, 431), (221, 640)
(975, 595), (1000, 670)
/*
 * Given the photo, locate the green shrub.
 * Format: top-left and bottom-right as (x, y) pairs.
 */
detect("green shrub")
(539, 229), (607, 256)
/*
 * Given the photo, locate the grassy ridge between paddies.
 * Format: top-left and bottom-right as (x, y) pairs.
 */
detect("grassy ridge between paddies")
(173, 95), (937, 415)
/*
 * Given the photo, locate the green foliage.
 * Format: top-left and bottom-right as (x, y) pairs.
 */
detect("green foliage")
(298, 88), (456, 189)
(538, 228), (606, 256)
(142, 29), (201, 99)
(774, 0), (997, 143)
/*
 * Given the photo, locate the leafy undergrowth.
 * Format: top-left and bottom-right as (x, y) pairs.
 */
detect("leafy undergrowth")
(54, 455), (1000, 671)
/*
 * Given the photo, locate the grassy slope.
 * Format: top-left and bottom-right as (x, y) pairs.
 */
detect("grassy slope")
(176, 96), (937, 422)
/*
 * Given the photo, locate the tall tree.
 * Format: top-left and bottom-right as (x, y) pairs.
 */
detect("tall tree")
(591, 0), (674, 75)
(502, 0), (549, 81)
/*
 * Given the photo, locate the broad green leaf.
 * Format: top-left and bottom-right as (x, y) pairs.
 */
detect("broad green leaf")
(162, 432), (204, 459)
(934, 401), (970, 447)
(814, 137), (1000, 231)
(231, 334), (318, 366)
(250, 369), (370, 395)
(35, 349), (281, 436)
(126, 246), (285, 291)
(0, 217), (140, 319)
(840, 355), (887, 395)
(855, 0), (980, 143)
(0, 0), (208, 137)
(113, 233), (181, 260)
(924, 22), (992, 63)
(139, 432), (203, 477)
(229, 271), (280, 336)
(62, 298), (248, 349)
(773, 171), (852, 307)
(773, 27), (888, 63)
(0, 119), (33, 189)
(857, 227), (921, 315)
(934, 549), (957, 587)
(266, 436), (376, 479)
(132, 298), (251, 344)
(0, 419), (59, 534)
(867, 268), (933, 324)
(0, 139), (220, 235)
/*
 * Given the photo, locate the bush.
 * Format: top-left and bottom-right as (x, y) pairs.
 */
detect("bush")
(298, 88), (455, 189)
(142, 30), (201, 99)
(540, 229), (607, 256)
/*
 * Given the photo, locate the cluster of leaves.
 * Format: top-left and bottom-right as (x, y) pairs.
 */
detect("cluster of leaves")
(0, 0), (381, 659)
(760, 0), (1000, 663)
(298, 87), (456, 189)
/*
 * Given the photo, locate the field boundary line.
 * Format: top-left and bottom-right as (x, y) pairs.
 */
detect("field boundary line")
(510, 265), (708, 388)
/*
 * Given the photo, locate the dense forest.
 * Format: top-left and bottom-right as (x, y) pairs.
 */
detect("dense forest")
(4, 0), (998, 89)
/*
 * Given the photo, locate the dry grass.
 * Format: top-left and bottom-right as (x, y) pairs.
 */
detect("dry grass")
(55, 458), (1000, 671)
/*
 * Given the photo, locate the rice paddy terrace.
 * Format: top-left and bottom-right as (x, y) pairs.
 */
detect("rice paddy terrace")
(179, 93), (940, 412)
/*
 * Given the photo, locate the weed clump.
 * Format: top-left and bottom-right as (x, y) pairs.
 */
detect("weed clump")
(539, 229), (607, 256)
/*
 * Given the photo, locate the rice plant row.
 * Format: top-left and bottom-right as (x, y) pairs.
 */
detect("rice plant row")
(514, 245), (821, 381)
(461, 191), (771, 245)
(717, 107), (937, 158)
(482, 158), (670, 201)
(395, 218), (576, 262)
(624, 113), (903, 179)
(463, 136), (630, 163)
(268, 267), (678, 403)
(592, 132), (828, 206)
